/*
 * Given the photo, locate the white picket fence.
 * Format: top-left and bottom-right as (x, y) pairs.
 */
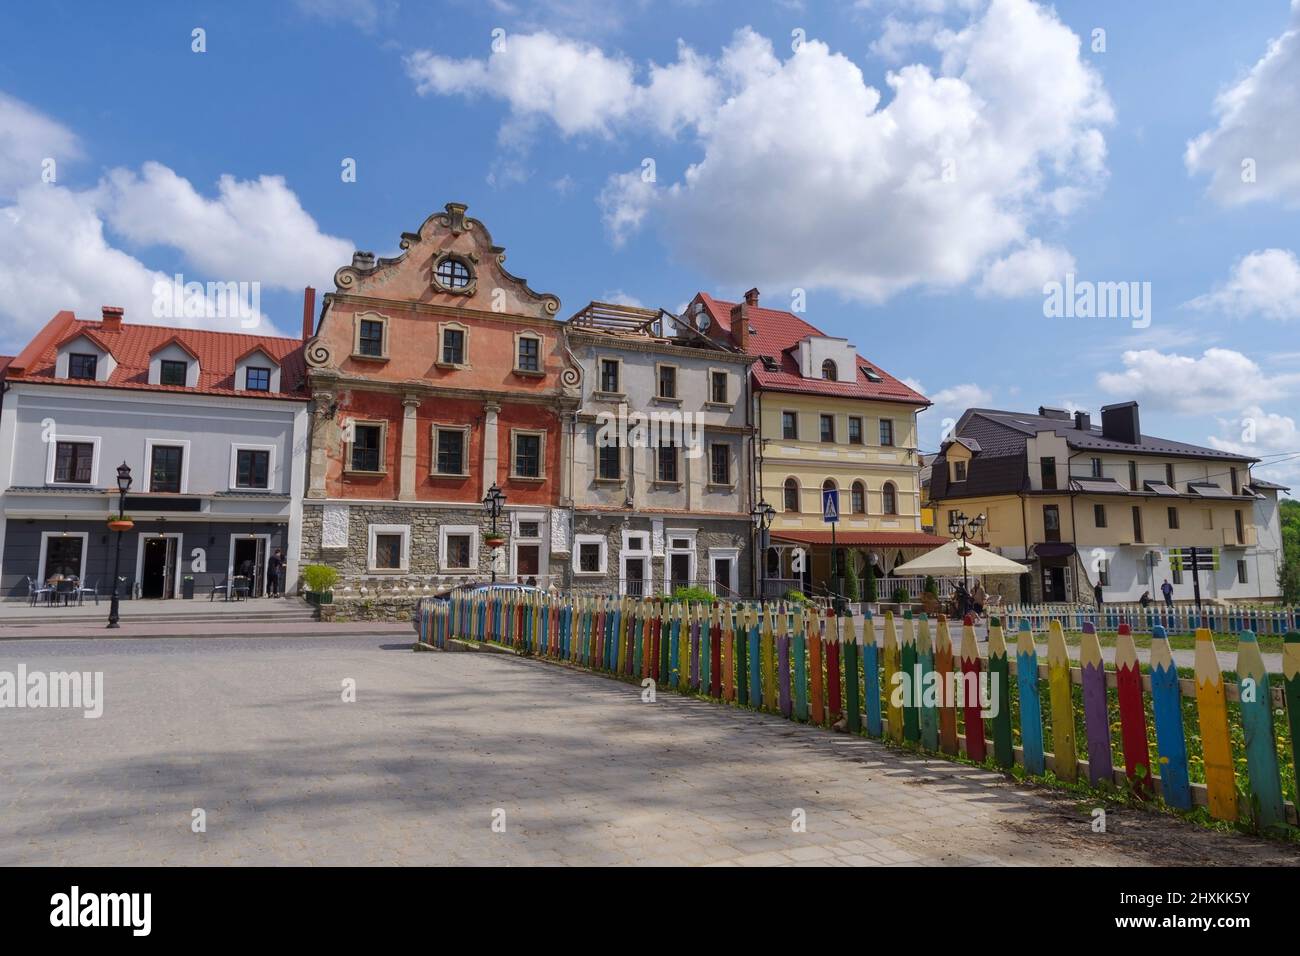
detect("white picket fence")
(1003, 602), (1300, 636)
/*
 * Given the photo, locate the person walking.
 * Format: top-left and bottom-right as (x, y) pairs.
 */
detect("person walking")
(1160, 578), (1174, 608)
(268, 548), (284, 597)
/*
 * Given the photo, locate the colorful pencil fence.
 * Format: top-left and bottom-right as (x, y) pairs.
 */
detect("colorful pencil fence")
(415, 594), (1300, 829)
(1006, 603), (1299, 637)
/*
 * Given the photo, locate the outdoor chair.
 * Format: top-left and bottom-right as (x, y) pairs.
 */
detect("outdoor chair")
(74, 579), (99, 606)
(209, 576), (231, 601)
(26, 576), (53, 607)
(231, 576), (250, 601)
(53, 579), (77, 607)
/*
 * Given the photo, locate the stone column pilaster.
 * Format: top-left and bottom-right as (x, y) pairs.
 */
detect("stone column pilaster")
(399, 393), (420, 501)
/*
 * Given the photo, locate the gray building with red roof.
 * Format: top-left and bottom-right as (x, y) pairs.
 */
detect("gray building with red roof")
(0, 307), (310, 602)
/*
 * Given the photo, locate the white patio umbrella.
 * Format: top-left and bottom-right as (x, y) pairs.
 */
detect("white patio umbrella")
(890, 539), (1028, 577)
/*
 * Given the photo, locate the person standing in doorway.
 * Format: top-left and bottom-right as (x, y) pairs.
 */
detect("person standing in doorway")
(1161, 578), (1174, 608)
(268, 548), (284, 597)
(1093, 580), (1104, 606)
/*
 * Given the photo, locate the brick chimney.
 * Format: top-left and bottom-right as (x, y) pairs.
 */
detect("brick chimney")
(100, 306), (124, 332)
(302, 286), (316, 341)
(730, 287), (759, 351)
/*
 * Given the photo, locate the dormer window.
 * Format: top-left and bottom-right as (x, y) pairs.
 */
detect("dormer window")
(69, 353), (98, 380)
(861, 365), (883, 383)
(245, 367), (271, 391)
(821, 359), (838, 381)
(160, 360), (188, 386)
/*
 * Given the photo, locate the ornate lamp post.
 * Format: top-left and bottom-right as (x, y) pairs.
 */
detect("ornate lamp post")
(482, 483), (506, 583)
(751, 499), (776, 601)
(107, 462), (133, 628)
(947, 510), (985, 594)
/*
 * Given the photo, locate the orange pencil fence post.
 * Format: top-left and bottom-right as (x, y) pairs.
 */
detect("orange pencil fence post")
(934, 615), (958, 755)
(1193, 627), (1237, 821)
(825, 608), (842, 724)
(722, 605), (735, 702)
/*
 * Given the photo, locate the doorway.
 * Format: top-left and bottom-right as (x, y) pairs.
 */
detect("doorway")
(711, 557), (733, 597)
(1042, 565), (1067, 602)
(622, 555), (648, 597)
(514, 543), (540, 584)
(230, 535), (269, 598)
(669, 553), (691, 591)
(138, 535), (180, 599)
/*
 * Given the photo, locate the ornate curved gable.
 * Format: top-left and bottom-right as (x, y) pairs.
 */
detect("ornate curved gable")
(331, 202), (560, 319)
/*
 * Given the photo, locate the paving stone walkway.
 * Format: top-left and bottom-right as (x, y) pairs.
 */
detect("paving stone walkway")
(1, 634), (1296, 866)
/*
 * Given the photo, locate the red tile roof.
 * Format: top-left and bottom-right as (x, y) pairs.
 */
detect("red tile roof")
(696, 292), (929, 406)
(6, 311), (307, 401)
(771, 530), (949, 548)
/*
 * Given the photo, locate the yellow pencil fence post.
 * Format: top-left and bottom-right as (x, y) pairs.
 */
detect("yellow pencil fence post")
(1046, 620), (1078, 783)
(1193, 627), (1238, 821)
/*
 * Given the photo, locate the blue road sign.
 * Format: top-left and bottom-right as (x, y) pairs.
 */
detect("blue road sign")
(822, 487), (840, 524)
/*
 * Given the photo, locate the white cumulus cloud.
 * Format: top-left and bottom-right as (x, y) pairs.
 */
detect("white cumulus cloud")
(1097, 348), (1300, 414)
(977, 238), (1076, 298)
(1186, 248), (1300, 320)
(1185, 1), (1300, 206)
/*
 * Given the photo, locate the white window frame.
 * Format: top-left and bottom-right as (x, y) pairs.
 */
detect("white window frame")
(573, 533), (608, 576)
(595, 356), (624, 397)
(37, 531), (89, 584)
(143, 438), (191, 494)
(510, 428), (547, 481)
(368, 524), (411, 573)
(438, 524), (479, 574)
(653, 361), (682, 403)
(665, 528), (697, 588)
(45, 434), (102, 487)
(513, 330), (545, 375)
(437, 321), (471, 368)
(619, 531), (653, 596)
(227, 532), (272, 596)
(353, 311), (391, 361)
(228, 443), (277, 492)
(431, 423), (471, 477)
(707, 547), (740, 596)
(706, 367), (732, 407)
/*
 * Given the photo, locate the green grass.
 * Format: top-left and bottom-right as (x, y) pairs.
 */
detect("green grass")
(1056, 628), (1285, 655)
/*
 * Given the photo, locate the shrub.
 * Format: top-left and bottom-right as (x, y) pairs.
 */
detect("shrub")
(924, 575), (937, 594)
(863, 561), (878, 602)
(669, 585), (717, 604)
(302, 564), (339, 594)
(891, 586), (910, 604)
(784, 589), (813, 605)
(844, 551), (860, 602)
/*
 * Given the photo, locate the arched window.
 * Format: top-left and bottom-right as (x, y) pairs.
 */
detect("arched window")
(822, 478), (837, 492)
(851, 481), (866, 514)
(882, 481), (897, 515)
(783, 478), (800, 512)
(821, 359), (838, 381)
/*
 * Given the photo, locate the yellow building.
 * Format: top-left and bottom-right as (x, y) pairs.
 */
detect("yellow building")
(690, 289), (944, 598)
(927, 403), (1281, 604)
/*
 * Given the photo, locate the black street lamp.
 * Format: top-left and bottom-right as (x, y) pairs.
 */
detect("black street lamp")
(947, 509), (986, 595)
(482, 483), (506, 583)
(107, 462), (132, 629)
(751, 499), (775, 601)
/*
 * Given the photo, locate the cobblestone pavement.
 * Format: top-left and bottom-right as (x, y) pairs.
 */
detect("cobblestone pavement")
(2, 635), (1297, 866)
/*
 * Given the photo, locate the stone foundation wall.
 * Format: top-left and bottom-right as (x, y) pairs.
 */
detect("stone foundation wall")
(318, 594), (423, 623)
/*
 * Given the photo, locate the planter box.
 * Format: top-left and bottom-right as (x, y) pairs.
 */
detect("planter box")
(306, 592), (334, 606)
(181, 579), (195, 600)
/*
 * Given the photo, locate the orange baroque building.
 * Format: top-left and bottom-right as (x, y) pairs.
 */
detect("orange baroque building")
(301, 203), (581, 590)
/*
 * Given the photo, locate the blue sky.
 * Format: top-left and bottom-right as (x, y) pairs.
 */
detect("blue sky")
(1, 0), (1297, 487)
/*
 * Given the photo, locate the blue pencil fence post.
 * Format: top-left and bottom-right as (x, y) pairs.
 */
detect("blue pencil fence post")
(1236, 630), (1286, 828)
(1149, 625), (1192, 810)
(862, 609), (882, 738)
(1014, 619), (1045, 776)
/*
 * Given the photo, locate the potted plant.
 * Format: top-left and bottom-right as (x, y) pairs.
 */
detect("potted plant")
(302, 564), (339, 605)
(483, 529), (507, 550)
(181, 575), (195, 600)
(107, 514), (134, 532)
